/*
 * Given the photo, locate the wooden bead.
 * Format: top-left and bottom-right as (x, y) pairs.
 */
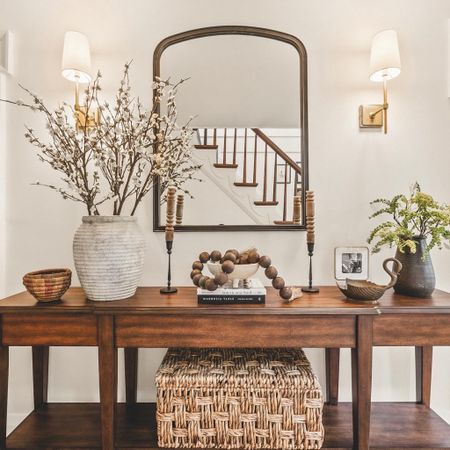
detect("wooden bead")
(272, 277), (285, 290)
(192, 273), (203, 286)
(210, 250), (222, 262)
(221, 260), (235, 274)
(248, 250), (260, 264)
(198, 276), (208, 289)
(192, 261), (203, 271)
(265, 266), (278, 279)
(280, 287), (293, 300)
(205, 278), (218, 291)
(222, 252), (237, 263)
(214, 272), (229, 286)
(259, 255), (271, 268)
(226, 249), (240, 258)
(190, 269), (201, 280)
(199, 252), (210, 263)
(239, 253), (249, 264)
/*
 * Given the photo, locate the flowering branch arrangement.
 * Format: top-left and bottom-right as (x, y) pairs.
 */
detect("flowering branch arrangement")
(1, 62), (201, 215)
(368, 182), (450, 255)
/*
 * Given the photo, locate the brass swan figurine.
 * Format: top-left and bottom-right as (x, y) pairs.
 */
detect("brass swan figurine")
(337, 257), (402, 302)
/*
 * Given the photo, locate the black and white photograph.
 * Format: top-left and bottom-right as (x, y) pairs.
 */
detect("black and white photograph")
(335, 247), (369, 280)
(341, 252), (363, 274)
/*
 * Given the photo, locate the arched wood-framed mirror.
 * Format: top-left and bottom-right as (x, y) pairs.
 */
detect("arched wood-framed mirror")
(153, 26), (309, 231)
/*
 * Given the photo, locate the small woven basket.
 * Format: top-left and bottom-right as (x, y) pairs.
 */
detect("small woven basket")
(156, 348), (324, 450)
(23, 268), (72, 302)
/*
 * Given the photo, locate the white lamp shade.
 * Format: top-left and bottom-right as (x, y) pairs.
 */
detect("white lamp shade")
(369, 30), (401, 82)
(61, 31), (92, 83)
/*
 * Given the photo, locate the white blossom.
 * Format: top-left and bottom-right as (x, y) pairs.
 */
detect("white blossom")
(1, 62), (200, 216)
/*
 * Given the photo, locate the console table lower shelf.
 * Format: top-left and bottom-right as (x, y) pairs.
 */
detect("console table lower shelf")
(6, 402), (450, 450)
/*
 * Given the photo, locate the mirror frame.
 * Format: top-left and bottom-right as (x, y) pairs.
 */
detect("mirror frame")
(153, 25), (309, 231)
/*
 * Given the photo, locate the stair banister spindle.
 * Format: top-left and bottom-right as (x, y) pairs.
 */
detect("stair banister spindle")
(233, 128), (237, 165)
(213, 128), (217, 146)
(282, 161), (288, 221)
(242, 128), (248, 183)
(253, 133), (258, 184)
(262, 143), (268, 202)
(203, 128), (207, 146)
(222, 128), (227, 165)
(272, 153), (277, 202)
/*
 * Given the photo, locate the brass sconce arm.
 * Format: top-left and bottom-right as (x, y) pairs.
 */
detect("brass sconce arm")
(359, 79), (389, 134)
(73, 79), (99, 131)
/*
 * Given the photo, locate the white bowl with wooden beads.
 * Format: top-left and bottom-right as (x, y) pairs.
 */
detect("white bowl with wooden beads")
(207, 262), (259, 288)
(190, 248), (301, 302)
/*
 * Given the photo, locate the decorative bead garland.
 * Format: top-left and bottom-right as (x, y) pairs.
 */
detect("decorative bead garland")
(190, 249), (293, 300)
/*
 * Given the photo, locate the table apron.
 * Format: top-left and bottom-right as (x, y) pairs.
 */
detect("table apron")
(373, 313), (450, 346)
(115, 314), (356, 348)
(1, 313), (98, 346)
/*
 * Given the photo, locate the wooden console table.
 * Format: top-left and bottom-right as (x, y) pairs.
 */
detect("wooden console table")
(326, 289), (450, 449)
(0, 286), (449, 450)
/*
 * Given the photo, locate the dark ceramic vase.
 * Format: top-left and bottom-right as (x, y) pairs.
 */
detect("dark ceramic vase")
(394, 237), (435, 298)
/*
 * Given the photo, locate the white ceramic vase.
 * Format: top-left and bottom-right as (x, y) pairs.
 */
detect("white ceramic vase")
(73, 216), (145, 301)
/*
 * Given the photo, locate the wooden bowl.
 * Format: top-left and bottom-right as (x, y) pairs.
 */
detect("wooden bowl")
(23, 268), (72, 302)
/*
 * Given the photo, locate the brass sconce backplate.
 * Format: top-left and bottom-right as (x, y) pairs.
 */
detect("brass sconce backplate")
(75, 105), (100, 132)
(359, 104), (383, 128)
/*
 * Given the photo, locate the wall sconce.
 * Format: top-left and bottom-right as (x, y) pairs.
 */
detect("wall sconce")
(359, 30), (401, 134)
(61, 31), (99, 130)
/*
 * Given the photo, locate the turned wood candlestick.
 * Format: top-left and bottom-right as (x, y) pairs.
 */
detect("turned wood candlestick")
(161, 187), (178, 294)
(176, 194), (184, 226)
(302, 191), (319, 293)
(293, 195), (301, 225)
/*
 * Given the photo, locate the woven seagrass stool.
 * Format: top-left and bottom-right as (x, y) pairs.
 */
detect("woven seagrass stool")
(156, 348), (324, 450)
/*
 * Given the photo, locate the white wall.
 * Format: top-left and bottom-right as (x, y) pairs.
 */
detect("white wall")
(1, 0), (450, 432)
(0, 73), (6, 299)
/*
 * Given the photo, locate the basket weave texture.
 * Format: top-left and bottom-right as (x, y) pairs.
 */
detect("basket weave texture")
(156, 348), (324, 449)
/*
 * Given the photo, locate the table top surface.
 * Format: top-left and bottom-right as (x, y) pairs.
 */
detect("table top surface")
(0, 286), (449, 315)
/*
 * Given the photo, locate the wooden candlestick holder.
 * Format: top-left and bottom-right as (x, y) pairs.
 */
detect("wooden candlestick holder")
(302, 191), (319, 293)
(161, 187), (178, 294)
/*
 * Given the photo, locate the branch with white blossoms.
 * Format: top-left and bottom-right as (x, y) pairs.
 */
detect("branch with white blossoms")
(1, 62), (200, 216)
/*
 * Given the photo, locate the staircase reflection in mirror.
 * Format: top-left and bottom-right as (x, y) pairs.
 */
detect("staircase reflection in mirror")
(159, 127), (303, 227)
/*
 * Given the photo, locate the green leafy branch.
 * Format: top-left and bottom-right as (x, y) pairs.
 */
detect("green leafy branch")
(367, 183), (450, 255)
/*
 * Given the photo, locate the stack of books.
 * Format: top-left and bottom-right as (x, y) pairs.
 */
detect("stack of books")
(197, 278), (266, 304)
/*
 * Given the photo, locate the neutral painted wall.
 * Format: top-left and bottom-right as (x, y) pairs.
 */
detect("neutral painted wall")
(1, 0), (450, 432)
(0, 73), (5, 299)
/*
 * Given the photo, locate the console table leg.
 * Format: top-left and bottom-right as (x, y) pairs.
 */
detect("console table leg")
(124, 348), (138, 404)
(351, 316), (373, 450)
(415, 346), (432, 406)
(0, 341), (8, 450)
(98, 316), (117, 450)
(325, 348), (340, 405)
(32, 346), (49, 410)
